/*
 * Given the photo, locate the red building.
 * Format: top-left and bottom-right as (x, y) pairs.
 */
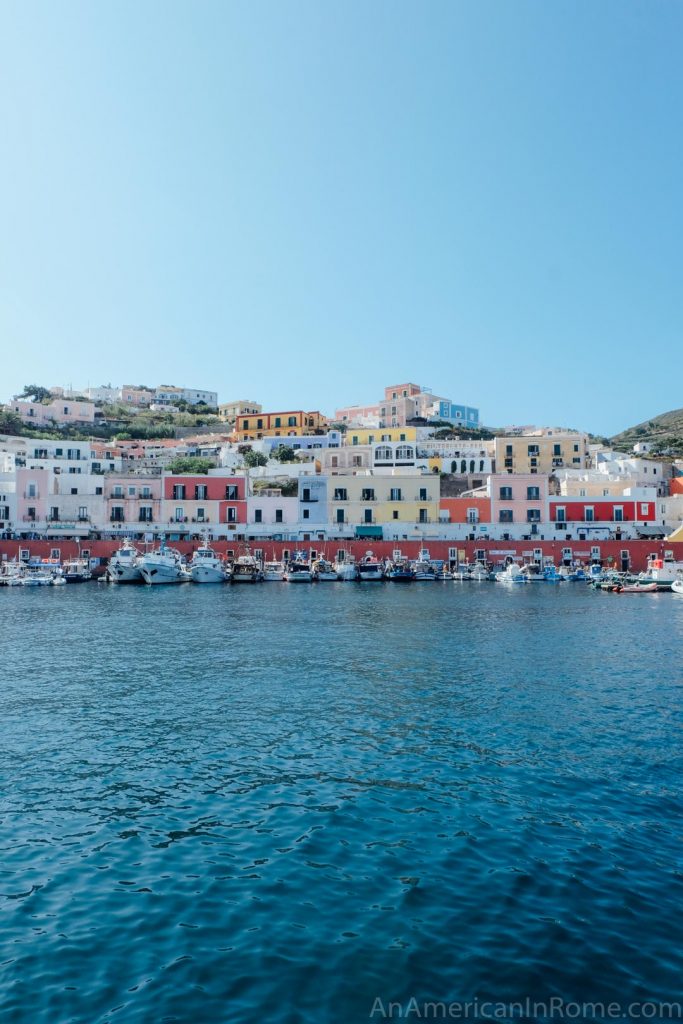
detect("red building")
(163, 475), (247, 529)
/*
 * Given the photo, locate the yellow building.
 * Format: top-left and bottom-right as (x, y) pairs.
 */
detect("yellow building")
(233, 410), (328, 441)
(494, 431), (588, 474)
(328, 472), (440, 534)
(345, 426), (418, 447)
(219, 400), (262, 425)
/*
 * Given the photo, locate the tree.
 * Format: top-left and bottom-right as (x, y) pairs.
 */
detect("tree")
(272, 445), (297, 463)
(0, 410), (25, 435)
(166, 456), (214, 474)
(19, 384), (53, 404)
(242, 449), (268, 468)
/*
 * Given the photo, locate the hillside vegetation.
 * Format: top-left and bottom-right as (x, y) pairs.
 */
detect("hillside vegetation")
(611, 408), (683, 456)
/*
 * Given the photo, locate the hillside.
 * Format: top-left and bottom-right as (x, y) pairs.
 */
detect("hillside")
(611, 408), (683, 455)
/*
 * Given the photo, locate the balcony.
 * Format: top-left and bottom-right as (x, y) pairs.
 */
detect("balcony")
(23, 491), (39, 499)
(110, 515), (125, 523)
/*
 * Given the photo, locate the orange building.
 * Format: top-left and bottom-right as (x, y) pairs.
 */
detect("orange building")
(233, 410), (328, 441)
(439, 496), (492, 525)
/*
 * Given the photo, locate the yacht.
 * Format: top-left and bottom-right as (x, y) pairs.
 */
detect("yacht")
(22, 568), (54, 586)
(107, 542), (143, 583)
(190, 544), (228, 583)
(312, 558), (338, 581)
(0, 562), (25, 586)
(139, 543), (190, 585)
(263, 560), (286, 581)
(231, 553), (263, 583)
(357, 551), (384, 581)
(285, 554), (313, 582)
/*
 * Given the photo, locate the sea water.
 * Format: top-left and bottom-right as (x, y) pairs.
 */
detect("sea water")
(1, 583), (682, 1022)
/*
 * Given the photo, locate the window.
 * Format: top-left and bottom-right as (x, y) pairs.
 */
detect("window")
(499, 510), (513, 523)
(466, 508), (478, 524)
(303, 509), (310, 519)
(141, 487), (151, 498)
(375, 446), (392, 462)
(49, 506), (59, 521)
(172, 484), (186, 500)
(613, 507), (624, 522)
(128, 486), (136, 496)
(301, 487), (311, 502)
(225, 485), (238, 500)
(419, 487), (427, 501)
(352, 456), (362, 467)
(396, 445), (414, 461)
(390, 488), (402, 501)
(527, 445), (540, 455)
(331, 456), (338, 468)
(392, 510), (399, 519)
(361, 488), (375, 501)
(505, 444), (513, 456)
(584, 507), (594, 522)
(196, 507), (206, 521)
(364, 508), (373, 523)
(527, 486), (540, 499)
(275, 509), (283, 523)
(336, 509), (345, 523)
(96, 487), (103, 496)
(527, 509), (541, 522)
(227, 507), (237, 523)
(640, 503), (649, 515)
(334, 487), (347, 501)
(78, 506), (88, 520)
(257, 419), (263, 429)
(419, 508), (428, 523)
(174, 507), (184, 522)
(274, 417), (281, 428)
(139, 507), (153, 522)
(499, 486), (512, 500)
(195, 485), (207, 500)
(553, 444), (561, 456)
(111, 506), (124, 522)
(254, 509), (262, 523)
(288, 416), (296, 427)
(573, 444), (579, 452)
(556, 506), (566, 522)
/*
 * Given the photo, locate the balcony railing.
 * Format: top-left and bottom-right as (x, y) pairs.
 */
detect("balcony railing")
(110, 515), (125, 523)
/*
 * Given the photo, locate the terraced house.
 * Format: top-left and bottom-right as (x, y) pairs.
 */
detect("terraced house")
(234, 410), (327, 441)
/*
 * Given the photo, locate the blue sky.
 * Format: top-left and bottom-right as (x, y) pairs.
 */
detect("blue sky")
(1, 0), (681, 436)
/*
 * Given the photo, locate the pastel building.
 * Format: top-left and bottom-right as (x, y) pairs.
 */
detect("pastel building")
(106, 475), (164, 532)
(494, 431), (589, 474)
(155, 386), (218, 407)
(234, 410), (328, 441)
(318, 446), (372, 475)
(162, 474), (247, 532)
(219, 400), (262, 425)
(258, 430), (342, 453)
(549, 492), (657, 540)
(346, 426), (418, 446)
(333, 403), (380, 428)
(246, 491), (299, 537)
(298, 476), (329, 530)
(9, 398), (96, 426)
(488, 473), (550, 536)
(328, 472), (440, 539)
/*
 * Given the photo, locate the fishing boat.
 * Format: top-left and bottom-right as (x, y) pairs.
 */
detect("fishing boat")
(284, 553), (313, 582)
(435, 566), (454, 581)
(62, 557), (93, 583)
(22, 568), (53, 586)
(637, 556), (683, 592)
(231, 553), (263, 583)
(0, 562), (25, 586)
(385, 558), (413, 581)
(468, 562), (489, 582)
(263, 560), (286, 581)
(107, 541), (143, 583)
(357, 551), (384, 581)
(139, 542), (190, 585)
(190, 543), (228, 583)
(412, 560), (436, 581)
(312, 558), (338, 581)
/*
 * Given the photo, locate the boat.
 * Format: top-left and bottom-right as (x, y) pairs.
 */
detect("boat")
(139, 543), (191, 585)
(357, 551), (384, 581)
(230, 553), (263, 583)
(541, 565), (564, 583)
(412, 559), (436, 581)
(284, 554), (313, 583)
(190, 543), (228, 583)
(613, 581), (658, 594)
(468, 562), (489, 582)
(0, 562), (25, 586)
(637, 557), (683, 592)
(62, 557), (92, 583)
(435, 566), (454, 581)
(51, 568), (67, 586)
(495, 562), (527, 584)
(312, 558), (338, 581)
(672, 580), (683, 596)
(385, 558), (413, 581)
(263, 560), (286, 581)
(107, 542), (143, 583)
(22, 568), (53, 586)
(334, 558), (358, 581)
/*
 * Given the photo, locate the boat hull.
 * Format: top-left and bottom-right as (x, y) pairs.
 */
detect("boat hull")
(191, 565), (227, 583)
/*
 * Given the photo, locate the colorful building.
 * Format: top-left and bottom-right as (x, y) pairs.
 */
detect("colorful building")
(234, 410), (328, 441)
(494, 431), (588, 475)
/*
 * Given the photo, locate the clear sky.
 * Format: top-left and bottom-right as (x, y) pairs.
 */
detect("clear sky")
(1, 0), (681, 436)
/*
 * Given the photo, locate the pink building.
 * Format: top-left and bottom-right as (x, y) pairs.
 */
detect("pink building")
(10, 399), (95, 426)
(106, 475), (163, 529)
(16, 467), (52, 530)
(488, 473), (549, 533)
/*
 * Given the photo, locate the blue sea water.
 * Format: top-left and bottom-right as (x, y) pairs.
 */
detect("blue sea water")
(1, 582), (683, 1023)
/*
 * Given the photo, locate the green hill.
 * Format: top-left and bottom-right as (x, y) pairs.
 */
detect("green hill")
(611, 408), (683, 455)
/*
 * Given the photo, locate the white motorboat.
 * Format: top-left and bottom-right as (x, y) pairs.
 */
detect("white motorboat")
(190, 544), (228, 583)
(231, 554), (263, 583)
(637, 556), (683, 592)
(107, 542), (143, 583)
(672, 580), (683, 596)
(357, 551), (383, 581)
(334, 559), (358, 581)
(0, 563), (25, 586)
(22, 569), (53, 586)
(468, 562), (489, 582)
(263, 560), (286, 581)
(496, 562), (527, 584)
(139, 544), (191, 585)
(413, 560), (436, 581)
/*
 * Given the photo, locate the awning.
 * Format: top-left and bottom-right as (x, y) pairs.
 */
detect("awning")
(635, 525), (667, 538)
(355, 526), (383, 538)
